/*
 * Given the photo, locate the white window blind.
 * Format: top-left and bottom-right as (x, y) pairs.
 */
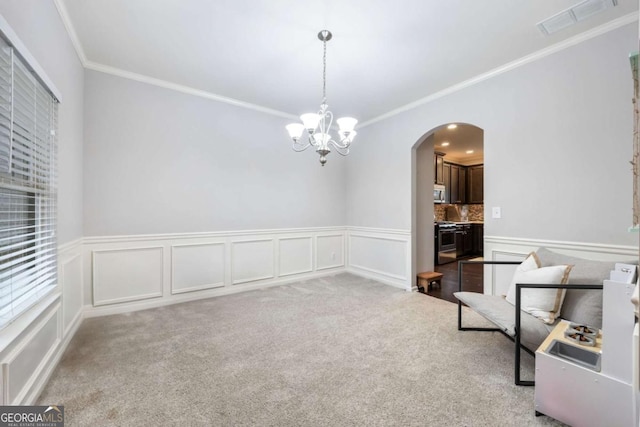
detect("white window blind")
(0, 35), (58, 330)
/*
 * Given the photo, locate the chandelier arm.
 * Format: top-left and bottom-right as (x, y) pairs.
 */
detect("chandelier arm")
(329, 138), (350, 150)
(331, 142), (350, 156)
(322, 109), (333, 135)
(292, 138), (312, 152)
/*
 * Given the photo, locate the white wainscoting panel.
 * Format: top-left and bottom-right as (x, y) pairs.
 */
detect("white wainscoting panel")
(83, 227), (348, 317)
(346, 228), (411, 290)
(3, 306), (60, 405)
(278, 236), (313, 277)
(484, 236), (638, 296)
(61, 253), (83, 335)
(93, 247), (164, 306)
(171, 243), (225, 294)
(231, 239), (275, 285)
(3, 239), (86, 406)
(316, 234), (344, 270)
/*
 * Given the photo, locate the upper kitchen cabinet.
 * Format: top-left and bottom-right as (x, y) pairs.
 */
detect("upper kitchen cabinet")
(434, 152), (445, 184)
(449, 163), (466, 204)
(443, 162), (451, 203)
(467, 164), (484, 204)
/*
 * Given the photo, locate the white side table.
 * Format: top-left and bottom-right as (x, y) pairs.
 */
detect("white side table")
(535, 280), (636, 426)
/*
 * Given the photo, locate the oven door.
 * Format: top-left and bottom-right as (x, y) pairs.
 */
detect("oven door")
(437, 227), (457, 264)
(439, 228), (456, 250)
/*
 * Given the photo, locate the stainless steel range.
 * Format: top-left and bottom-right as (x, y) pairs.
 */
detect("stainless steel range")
(435, 222), (456, 265)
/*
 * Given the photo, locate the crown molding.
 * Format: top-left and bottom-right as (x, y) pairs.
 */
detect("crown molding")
(358, 11), (639, 129)
(52, 1), (637, 126)
(84, 60), (297, 120)
(53, 0), (87, 65)
(54, 0), (296, 119)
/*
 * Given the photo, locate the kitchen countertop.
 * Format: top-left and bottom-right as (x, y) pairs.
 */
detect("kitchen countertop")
(434, 221), (484, 225)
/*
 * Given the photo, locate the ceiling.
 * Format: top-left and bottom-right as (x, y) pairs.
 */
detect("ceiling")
(433, 124), (484, 165)
(59, 0), (638, 125)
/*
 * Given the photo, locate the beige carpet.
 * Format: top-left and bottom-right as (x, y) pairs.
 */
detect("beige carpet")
(38, 273), (562, 426)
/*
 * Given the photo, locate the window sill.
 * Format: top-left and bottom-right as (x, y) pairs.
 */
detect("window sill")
(0, 290), (61, 356)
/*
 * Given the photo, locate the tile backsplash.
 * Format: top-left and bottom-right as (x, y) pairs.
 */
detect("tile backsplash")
(434, 204), (446, 221)
(434, 204), (484, 222)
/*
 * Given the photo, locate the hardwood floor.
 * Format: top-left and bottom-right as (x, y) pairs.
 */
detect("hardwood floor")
(425, 259), (484, 304)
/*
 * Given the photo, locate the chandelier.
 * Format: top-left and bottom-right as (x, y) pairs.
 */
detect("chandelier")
(285, 30), (357, 166)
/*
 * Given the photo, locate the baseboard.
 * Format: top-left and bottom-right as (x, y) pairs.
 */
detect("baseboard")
(346, 267), (410, 291)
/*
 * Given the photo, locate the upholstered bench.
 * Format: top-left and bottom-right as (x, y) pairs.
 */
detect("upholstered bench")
(454, 247), (634, 385)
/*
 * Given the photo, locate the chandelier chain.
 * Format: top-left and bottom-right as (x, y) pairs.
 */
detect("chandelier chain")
(322, 38), (327, 105)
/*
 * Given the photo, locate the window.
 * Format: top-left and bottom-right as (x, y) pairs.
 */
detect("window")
(0, 35), (58, 329)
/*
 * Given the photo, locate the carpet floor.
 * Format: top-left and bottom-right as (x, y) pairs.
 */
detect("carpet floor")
(38, 273), (563, 426)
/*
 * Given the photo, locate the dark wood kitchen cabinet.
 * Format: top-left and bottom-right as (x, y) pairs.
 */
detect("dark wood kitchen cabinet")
(454, 223), (483, 259)
(449, 164), (466, 204)
(472, 223), (484, 256)
(442, 161), (483, 205)
(467, 165), (484, 204)
(455, 224), (473, 257)
(462, 224), (473, 255)
(434, 152), (445, 184)
(443, 162), (451, 203)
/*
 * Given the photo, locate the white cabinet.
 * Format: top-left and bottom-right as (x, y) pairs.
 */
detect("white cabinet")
(535, 281), (636, 426)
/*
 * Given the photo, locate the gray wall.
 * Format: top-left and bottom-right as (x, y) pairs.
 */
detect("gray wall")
(347, 23), (637, 247)
(2, 1), (633, 248)
(0, 1), (84, 244)
(83, 71), (347, 236)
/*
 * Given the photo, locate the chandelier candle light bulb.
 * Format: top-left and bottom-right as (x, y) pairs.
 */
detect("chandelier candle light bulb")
(285, 30), (358, 166)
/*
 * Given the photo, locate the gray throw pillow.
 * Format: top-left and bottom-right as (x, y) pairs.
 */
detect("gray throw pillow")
(535, 247), (636, 328)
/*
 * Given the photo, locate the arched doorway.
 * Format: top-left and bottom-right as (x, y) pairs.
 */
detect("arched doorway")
(411, 123), (484, 300)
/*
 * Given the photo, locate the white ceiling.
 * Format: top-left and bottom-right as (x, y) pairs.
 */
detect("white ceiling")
(433, 124), (484, 165)
(59, 0), (638, 125)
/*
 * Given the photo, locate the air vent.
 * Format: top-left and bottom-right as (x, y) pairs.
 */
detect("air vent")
(537, 0), (618, 35)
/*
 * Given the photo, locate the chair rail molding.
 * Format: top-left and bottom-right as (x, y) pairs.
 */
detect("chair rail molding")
(484, 235), (638, 296)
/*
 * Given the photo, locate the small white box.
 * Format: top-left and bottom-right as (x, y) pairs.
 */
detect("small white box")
(609, 263), (637, 284)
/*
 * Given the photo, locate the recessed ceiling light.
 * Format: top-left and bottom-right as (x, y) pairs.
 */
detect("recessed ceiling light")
(447, 124), (457, 130)
(441, 142), (450, 147)
(466, 150), (474, 154)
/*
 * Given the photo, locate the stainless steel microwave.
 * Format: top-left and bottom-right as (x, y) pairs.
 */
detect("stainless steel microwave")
(434, 184), (446, 204)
